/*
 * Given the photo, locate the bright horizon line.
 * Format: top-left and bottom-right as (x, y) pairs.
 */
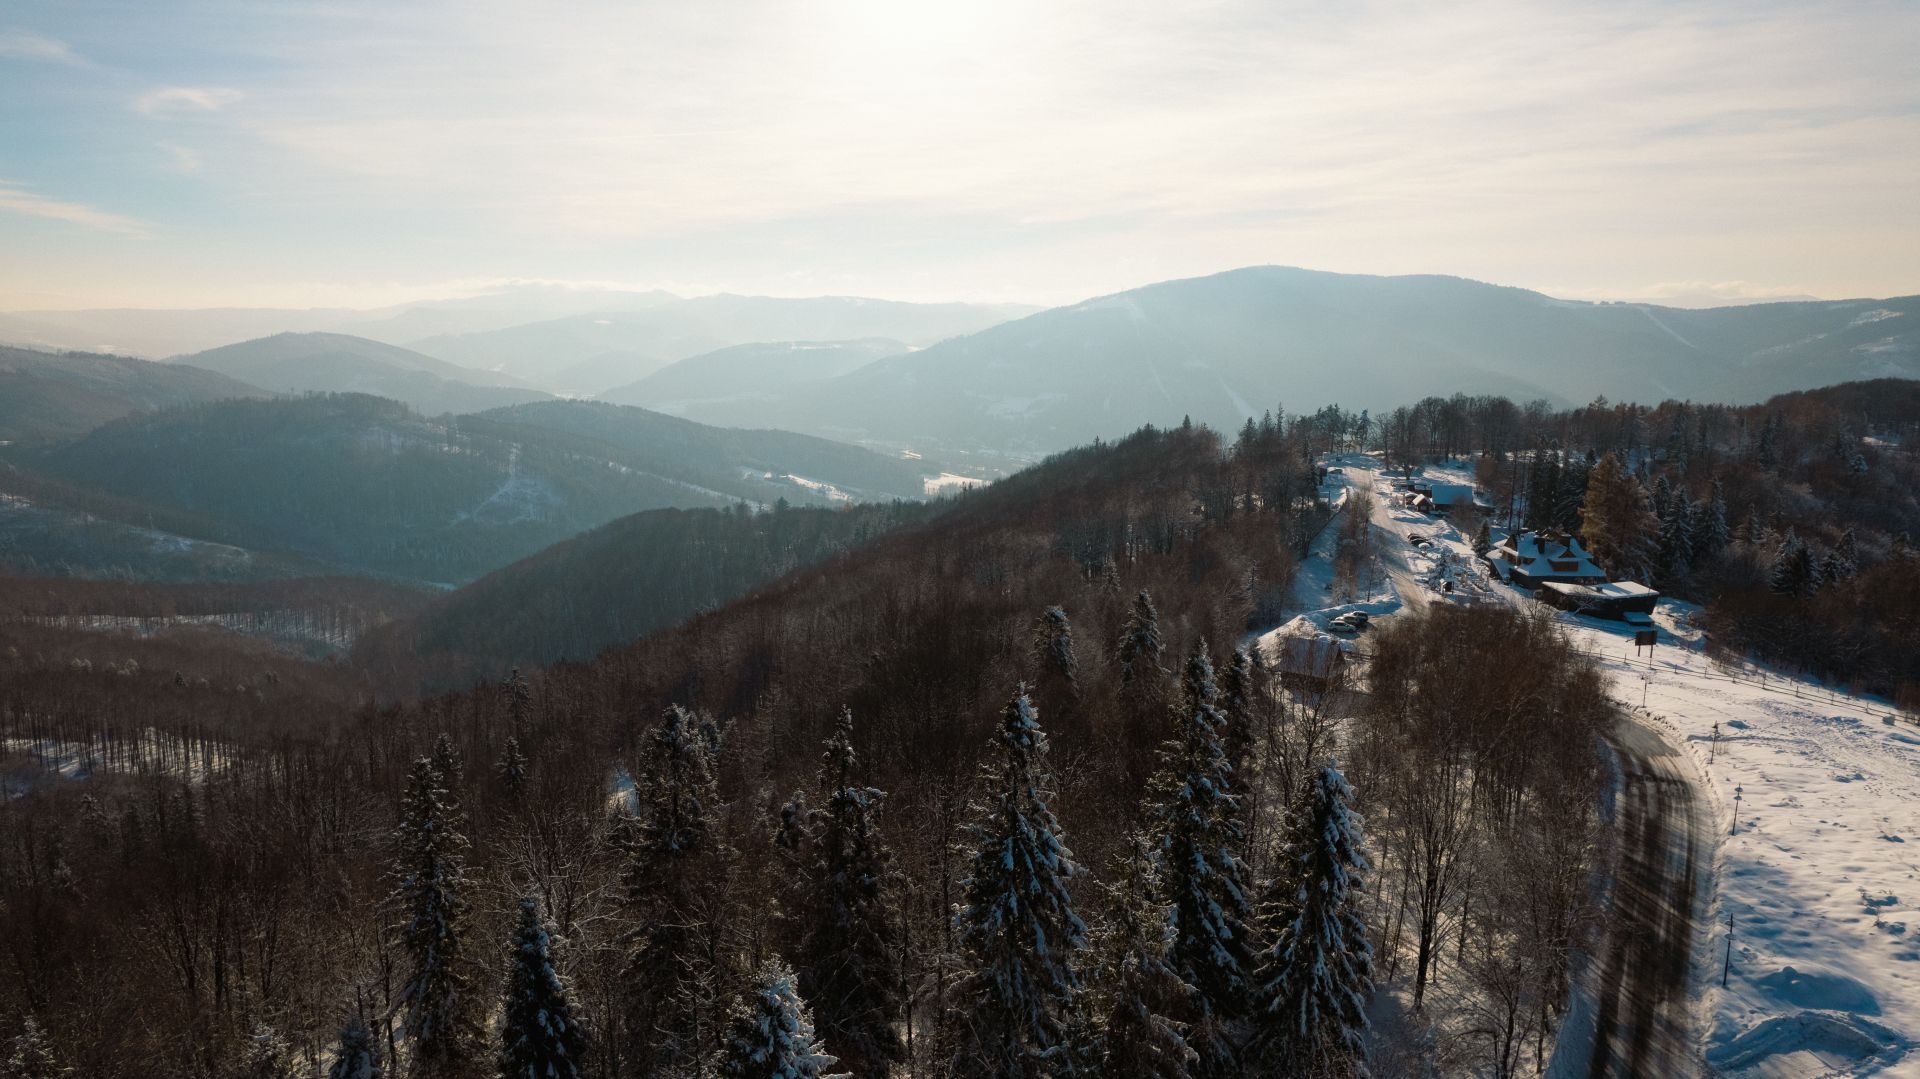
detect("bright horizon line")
(0, 265), (1889, 317)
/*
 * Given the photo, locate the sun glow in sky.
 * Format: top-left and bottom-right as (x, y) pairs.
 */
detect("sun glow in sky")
(1, 0), (1917, 310)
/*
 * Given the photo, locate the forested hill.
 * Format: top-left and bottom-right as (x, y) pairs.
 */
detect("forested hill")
(355, 498), (937, 691)
(464, 398), (930, 500)
(169, 331), (555, 417)
(16, 393), (930, 584)
(0, 345), (263, 444)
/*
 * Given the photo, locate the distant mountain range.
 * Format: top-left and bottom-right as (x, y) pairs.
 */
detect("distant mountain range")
(405, 294), (1035, 392)
(169, 332), (552, 416)
(0, 345), (263, 444)
(0, 286), (1034, 388)
(674, 267), (1920, 455)
(6, 392), (931, 583)
(10, 268), (1918, 460)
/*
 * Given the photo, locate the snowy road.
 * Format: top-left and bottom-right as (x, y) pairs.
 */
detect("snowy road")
(1584, 715), (1708, 1078)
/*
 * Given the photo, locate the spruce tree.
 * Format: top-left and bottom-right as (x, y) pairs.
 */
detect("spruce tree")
(1117, 590), (1165, 692)
(721, 961), (848, 1079)
(1701, 480), (1732, 556)
(1658, 490), (1694, 580)
(390, 757), (481, 1076)
(1086, 834), (1198, 1079)
(1834, 528), (1860, 579)
(328, 1016), (384, 1079)
(954, 688), (1088, 1077)
(1252, 765), (1373, 1078)
(496, 736), (529, 802)
(1149, 647), (1255, 1071)
(623, 705), (729, 1074)
(1769, 530), (1818, 597)
(502, 667), (532, 728)
(1471, 520), (1492, 558)
(1032, 607), (1080, 695)
(499, 895), (589, 1079)
(799, 709), (903, 1072)
(1554, 453), (1590, 530)
(3, 1019), (67, 1079)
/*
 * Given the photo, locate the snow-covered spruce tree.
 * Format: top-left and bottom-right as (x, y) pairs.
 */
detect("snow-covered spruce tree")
(954, 688), (1088, 1078)
(327, 1015), (384, 1079)
(1769, 530), (1818, 597)
(1251, 764), (1373, 1078)
(496, 736), (529, 802)
(1471, 520), (1492, 558)
(623, 704), (730, 1074)
(1117, 590), (1165, 694)
(390, 757), (481, 1076)
(1085, 834), (1198, 1079)
(499, 894), (589, 1079)
(1834, 527), (1860, 579)
(3, 1018), (68, 1079)
(1032, 607), (1080, 694)
(721, 960), (848, 1079)
(798, 708), (903, 1074)
(1148, 646), (1255, 1073)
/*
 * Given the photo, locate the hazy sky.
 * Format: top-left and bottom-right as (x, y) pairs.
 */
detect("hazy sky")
(3, 0), (1917, 311)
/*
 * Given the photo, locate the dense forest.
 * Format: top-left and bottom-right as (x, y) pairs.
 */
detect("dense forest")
(354, 499), (939, 693)
(0, 416), (1616, 1078)
(1, 380), (1913, 1078)
(4, 393), (929, 585)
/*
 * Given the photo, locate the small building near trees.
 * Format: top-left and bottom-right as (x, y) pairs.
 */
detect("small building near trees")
(1536, 580), (1661, 623)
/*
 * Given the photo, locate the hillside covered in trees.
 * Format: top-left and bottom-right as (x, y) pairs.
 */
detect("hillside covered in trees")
(5, 393), (931, 585)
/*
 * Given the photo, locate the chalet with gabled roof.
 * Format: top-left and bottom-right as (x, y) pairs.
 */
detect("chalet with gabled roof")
(1488, 528), (1608, 588)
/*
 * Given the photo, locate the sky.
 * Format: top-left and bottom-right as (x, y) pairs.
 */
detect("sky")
(2, 0), (1918, 311)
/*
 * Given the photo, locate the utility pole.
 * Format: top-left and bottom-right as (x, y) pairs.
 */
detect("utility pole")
(1710, 721), (1720, 766)
(1732, 785), (1743, 835)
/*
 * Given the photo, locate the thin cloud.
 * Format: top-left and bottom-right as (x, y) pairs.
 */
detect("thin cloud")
(136, 86), (244, 116)
(0, 29), (82, 64)
(158, 143), (203, 175)
(0, 182), (150, 237)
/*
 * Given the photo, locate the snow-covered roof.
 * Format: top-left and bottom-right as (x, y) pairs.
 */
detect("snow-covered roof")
(1269, 633), (1348, 679)
(1426, 483), (1477, 506)
(1541, 580), (1660, 600)
(1497, 529), (1606, 580)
